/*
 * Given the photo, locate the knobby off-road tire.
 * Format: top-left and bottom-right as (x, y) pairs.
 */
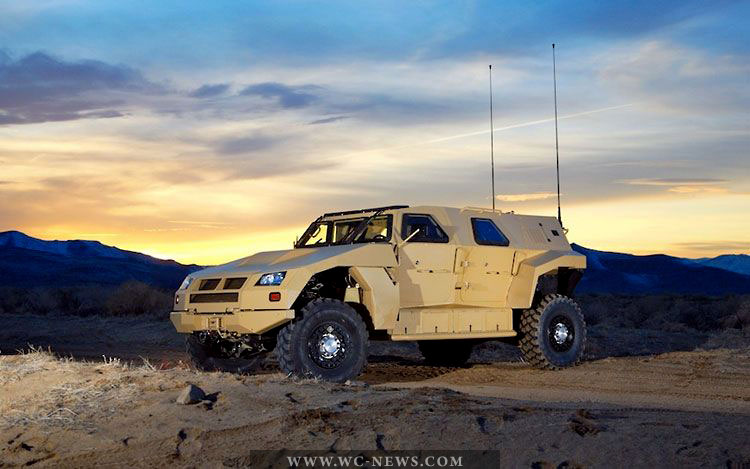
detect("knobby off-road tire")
(186, 334), (265, 374)
(276, 298), (368, 383)
(186, 334), (217, 371)
(519, 294), (586, 369)
(418, 340), (474, 366)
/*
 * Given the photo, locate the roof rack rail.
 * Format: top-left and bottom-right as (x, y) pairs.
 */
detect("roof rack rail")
(461, 206), (504, 214)
(323, 205), (409, 217)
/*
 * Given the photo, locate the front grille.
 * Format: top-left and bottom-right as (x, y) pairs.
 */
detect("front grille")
(199, 279), (221, 290)
(189, 293), (239, 303)
(223, 277), (247, 289)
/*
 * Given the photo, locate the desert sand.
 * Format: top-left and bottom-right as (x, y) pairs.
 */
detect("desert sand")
(1, 314), (749, 467)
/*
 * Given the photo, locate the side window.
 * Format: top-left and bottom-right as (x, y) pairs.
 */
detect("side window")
(471, 218), (510, 246)
(402, 214), (449, 243)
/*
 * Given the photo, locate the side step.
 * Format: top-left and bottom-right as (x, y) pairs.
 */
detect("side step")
(388, 307), (516, 341)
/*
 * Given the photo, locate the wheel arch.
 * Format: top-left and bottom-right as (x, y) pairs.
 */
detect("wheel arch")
(507, 250), (586, 309)
(288, 265), (398, 333)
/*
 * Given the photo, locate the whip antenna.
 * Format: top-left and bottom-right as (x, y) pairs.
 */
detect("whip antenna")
(488, 64), (496, 211)
(552, 43), (562, 227)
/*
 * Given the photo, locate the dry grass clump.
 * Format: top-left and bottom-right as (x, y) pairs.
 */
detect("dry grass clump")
(0, 346), (67, 386)
(0, 347), (155, 429)
(0, 281), (172, 318)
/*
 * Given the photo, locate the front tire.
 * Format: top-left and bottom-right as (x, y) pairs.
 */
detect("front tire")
(519, 294), (586, 369)
(276, 298), (368, 382)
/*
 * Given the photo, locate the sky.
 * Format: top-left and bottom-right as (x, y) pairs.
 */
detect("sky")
(0, 0), (748, 265)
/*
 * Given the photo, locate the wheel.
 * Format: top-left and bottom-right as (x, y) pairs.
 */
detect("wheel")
(186, 333), (266, 373)
(519, 294), (586, 369)
(276, 298), (368, 382)
(418, 340), (474, 366)
(186, 334), (218, 371)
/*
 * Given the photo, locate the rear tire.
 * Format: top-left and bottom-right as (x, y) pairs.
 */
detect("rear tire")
(519, 294), (586, 369)
(418, 340), (474, 366)
(276, 298), (368, 383)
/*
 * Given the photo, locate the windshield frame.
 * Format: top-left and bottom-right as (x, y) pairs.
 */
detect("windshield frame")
(295, 214), (393, 248)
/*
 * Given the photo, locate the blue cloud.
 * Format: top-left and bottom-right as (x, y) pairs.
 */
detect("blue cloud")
(308, 116), (348, 125)
(0, 51), (160, 125)
(188, 83), (230, 98)
(239, 82), (320, 109)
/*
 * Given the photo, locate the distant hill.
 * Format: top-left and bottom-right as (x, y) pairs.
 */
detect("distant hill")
(688, 254), (750, 276)
(0, 231), (201, 290)
(572, 244), (750, 295)
(1, 230), (748, 295)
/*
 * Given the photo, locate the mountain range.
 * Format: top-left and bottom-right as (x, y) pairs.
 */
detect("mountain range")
(1, 230), (748, 295)
(572, 244), (750, 295)
(0, 231), (200, 290)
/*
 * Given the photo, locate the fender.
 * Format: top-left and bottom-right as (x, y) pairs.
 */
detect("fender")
(348, 266), (399, 330)
(244, 243), (398, 311)
(507, 250), (586, 308)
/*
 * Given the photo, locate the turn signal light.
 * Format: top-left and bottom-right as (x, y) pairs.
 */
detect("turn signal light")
(269, 292), (281, 302)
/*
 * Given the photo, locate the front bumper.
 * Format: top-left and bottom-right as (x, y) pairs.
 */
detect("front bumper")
(170, 309), (295, 334)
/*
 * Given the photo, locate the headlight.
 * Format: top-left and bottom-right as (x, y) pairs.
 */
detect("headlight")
(256, 271), (286, 286)
(179, 275), (194, 290)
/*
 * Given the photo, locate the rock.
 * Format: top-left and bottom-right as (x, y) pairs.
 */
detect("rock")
(176, 384), (206, 405)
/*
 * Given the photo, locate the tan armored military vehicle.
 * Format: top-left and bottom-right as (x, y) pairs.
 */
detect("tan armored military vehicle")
(171, 205), (586, 382)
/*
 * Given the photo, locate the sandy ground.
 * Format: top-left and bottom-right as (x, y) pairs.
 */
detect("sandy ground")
(1, 314), (749, 467)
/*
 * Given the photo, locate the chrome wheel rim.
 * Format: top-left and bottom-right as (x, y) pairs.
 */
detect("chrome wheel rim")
(548, 315), (575, 352)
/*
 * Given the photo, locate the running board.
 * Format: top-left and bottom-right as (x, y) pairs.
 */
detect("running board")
(389, 330), (516, 341)
(388, 306), (515, 340)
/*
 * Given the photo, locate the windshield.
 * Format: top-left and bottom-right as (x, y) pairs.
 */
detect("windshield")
(296, 215), (392, 248)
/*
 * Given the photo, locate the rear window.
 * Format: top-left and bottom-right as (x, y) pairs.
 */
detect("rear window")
(471, 218), (510, 246)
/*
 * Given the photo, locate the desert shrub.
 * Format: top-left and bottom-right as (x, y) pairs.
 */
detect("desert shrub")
(721, 298), (750, 330)
(580, 295), (606, 326)
(577, 294), (750, 332)
(0, 287), (30, 315)
(0, 283), (170, 317)
(105, 281), (172, 317)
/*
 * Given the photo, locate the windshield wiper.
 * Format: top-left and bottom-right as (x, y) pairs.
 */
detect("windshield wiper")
(295, 215), (324, 248)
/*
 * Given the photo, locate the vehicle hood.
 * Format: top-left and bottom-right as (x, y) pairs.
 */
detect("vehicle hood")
(190, 242), (396, 279)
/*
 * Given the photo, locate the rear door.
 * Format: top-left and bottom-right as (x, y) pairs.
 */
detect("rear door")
(459, 217), (515, 306)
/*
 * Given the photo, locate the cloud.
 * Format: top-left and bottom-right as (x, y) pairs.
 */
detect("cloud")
(496, 192), (557, 202)
(0, 51), (163, 125)
(622, 178), (727, 186)
(601, 41), (750, 114)
(216, 135), (283, 155)
(208, 132), (339, 180)
(666, 186), (729, 194)
(188, 83), (230, 98)
(239, 82), (320, 109)
(619, 177), (733, 195)
(308, 115), (349, 125)
(673, 241), (750, 253)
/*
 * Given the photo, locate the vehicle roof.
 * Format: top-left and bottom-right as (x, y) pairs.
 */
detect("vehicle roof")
(319, 205), (569, 250)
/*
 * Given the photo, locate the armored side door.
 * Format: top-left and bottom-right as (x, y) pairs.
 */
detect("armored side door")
(457, 217), (515, 306)
(395, 213), (457, 308)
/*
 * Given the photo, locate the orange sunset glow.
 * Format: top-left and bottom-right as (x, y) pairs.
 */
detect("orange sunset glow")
(1, 2), (748, 265)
